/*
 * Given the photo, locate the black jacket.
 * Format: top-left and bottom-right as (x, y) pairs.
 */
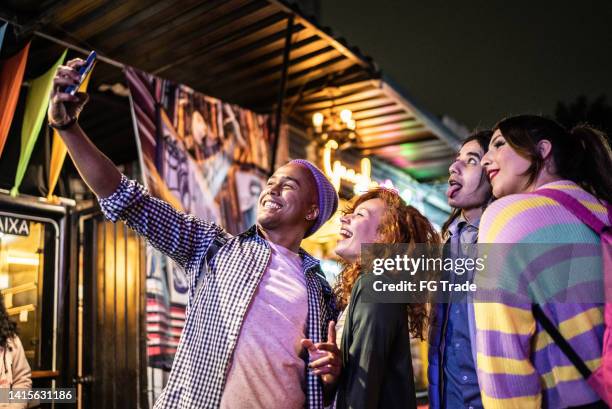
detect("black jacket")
(336, 274), (417, 409)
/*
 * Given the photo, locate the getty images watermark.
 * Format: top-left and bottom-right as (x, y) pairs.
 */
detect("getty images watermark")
(359, 243), (610, 304)
(371, 252), (486, 293)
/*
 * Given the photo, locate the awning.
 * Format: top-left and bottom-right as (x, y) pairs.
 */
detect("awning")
(1, 0), (461, 181)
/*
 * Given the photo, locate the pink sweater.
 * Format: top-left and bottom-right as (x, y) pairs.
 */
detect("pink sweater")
(475, 180), (609, 408)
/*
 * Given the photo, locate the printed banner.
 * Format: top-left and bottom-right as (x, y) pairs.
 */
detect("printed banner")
(125, 67), (272, 227)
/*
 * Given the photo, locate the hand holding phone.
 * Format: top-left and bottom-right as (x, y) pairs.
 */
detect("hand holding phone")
(64, 51), (97, 95)
(49, 54), (95, 130)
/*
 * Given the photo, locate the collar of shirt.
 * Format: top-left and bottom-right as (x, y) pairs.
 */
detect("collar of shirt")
(446, 213), (480, 266)
(448, 213), (480, 239)
(240, 224), (322, 274)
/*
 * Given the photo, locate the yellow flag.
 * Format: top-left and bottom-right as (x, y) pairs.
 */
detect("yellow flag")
(47, 62), (95, 201)
(10, 50), (67, 197)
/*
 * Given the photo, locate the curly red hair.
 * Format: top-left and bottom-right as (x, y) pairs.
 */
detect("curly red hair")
(333, 187), (440, 339)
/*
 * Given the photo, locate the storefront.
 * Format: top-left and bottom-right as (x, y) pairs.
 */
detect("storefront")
(0, 1), (461, 407)
(0, 195), (70, 392)
(0, 189), (147, 408)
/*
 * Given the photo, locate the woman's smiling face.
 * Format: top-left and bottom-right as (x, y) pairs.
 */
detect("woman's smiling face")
(335, 198), (386, 264)
(482, 130), (533, 198)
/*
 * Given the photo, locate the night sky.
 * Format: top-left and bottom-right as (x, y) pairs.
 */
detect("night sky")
(320, 0), (612, 129)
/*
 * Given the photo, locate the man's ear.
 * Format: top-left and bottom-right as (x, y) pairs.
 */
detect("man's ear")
(306, 205), (319, 221)
(537, 139), (553, 160)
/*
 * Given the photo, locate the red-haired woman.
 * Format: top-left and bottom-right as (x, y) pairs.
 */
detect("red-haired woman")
(318, 188), (439, 409)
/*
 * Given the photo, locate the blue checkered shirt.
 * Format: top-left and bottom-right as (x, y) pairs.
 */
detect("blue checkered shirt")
(99, 175), (338, 408)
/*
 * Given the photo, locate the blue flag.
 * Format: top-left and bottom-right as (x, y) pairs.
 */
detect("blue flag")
(0, 23), (6, 53)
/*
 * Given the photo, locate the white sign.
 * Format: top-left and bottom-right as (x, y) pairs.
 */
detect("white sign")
(0, 216), (30, 237)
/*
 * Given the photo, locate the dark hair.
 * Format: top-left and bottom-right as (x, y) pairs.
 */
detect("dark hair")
(441, 129), (494, 239)
(333, 187), (440, 340)
(494, 115), (612, 204)
(0, 294), (17, 350)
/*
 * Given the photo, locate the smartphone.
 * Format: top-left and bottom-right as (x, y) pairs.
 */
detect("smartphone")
(64, 51), (97, 95)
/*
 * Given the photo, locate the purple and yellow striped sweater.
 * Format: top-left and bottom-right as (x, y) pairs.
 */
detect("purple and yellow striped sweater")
(475, 180), (609, 408)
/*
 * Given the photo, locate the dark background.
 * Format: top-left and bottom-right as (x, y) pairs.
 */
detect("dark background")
(319, 0), (612, 130)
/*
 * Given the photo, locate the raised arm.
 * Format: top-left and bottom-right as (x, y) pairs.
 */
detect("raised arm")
(48, 58), (121, 198)
(48, 58), (225, 275)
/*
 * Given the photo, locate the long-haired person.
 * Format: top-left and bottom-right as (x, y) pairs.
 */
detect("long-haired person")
(326, 188), (438, 409)
(476, 115), (612, 408)
(428, 130), (493, 409)
(0, 294), (31, 408)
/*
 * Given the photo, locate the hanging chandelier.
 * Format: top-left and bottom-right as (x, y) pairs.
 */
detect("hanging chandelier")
(311, 107), (357, 149)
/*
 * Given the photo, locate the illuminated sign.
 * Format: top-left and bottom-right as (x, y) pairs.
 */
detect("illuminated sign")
(322, 140), (423, 209)
(323, 140), (378, 194)
(0, 216), (30, 237)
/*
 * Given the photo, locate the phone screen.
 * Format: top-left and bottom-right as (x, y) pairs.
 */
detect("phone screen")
(65, 51), (97, 95)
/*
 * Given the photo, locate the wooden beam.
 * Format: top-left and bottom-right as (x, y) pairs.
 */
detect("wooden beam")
(357, 113), (414, 129)
(53, 0), (107, 27)
(380, 79), (461, 151)
(108, 0), (252, 58)
(194, 20), (312, 79)
(62, 0), (151, 40)
(206, 37), (333, 89)
(197, 20), (304, 78)
(214, 46), (341, 90)
(297, 88), (384, 112)
(358, 128), (430, 145)
(357, 119), (423, 136)
(147, 2), (279, 74)
(351, 104), (403, 120)
(33, 30), (124, 68)
(222, 54), (356, 103)
(88, 0), (205, 47)
(284, 79), (378, 107)
(32, 370), (60, 379)
(269, 0), (375, 71)
(270, 14), (294, 175)
(246, 65), (370, 110)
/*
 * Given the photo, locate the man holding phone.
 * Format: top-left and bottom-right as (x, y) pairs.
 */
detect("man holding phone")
(49, 58), (341, 409)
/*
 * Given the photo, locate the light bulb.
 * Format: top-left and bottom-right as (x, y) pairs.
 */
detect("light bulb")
(340, 109), (352, 123)
(312, 112), (324, 128)
(347, 119), (356, 130)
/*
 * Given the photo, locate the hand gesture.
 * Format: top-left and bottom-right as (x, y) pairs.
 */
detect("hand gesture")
(48, 58), (89, 127)
(301, 321), (342, 387)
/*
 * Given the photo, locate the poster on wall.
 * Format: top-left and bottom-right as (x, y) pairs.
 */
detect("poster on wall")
(125, 67), (275, 399)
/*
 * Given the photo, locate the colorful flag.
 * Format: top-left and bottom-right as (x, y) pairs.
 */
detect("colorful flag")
(0, 41), (31, 159)
(10, 49), (67, 197)
(47, 63), (95, 200)
(0, 23), (6, 52)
